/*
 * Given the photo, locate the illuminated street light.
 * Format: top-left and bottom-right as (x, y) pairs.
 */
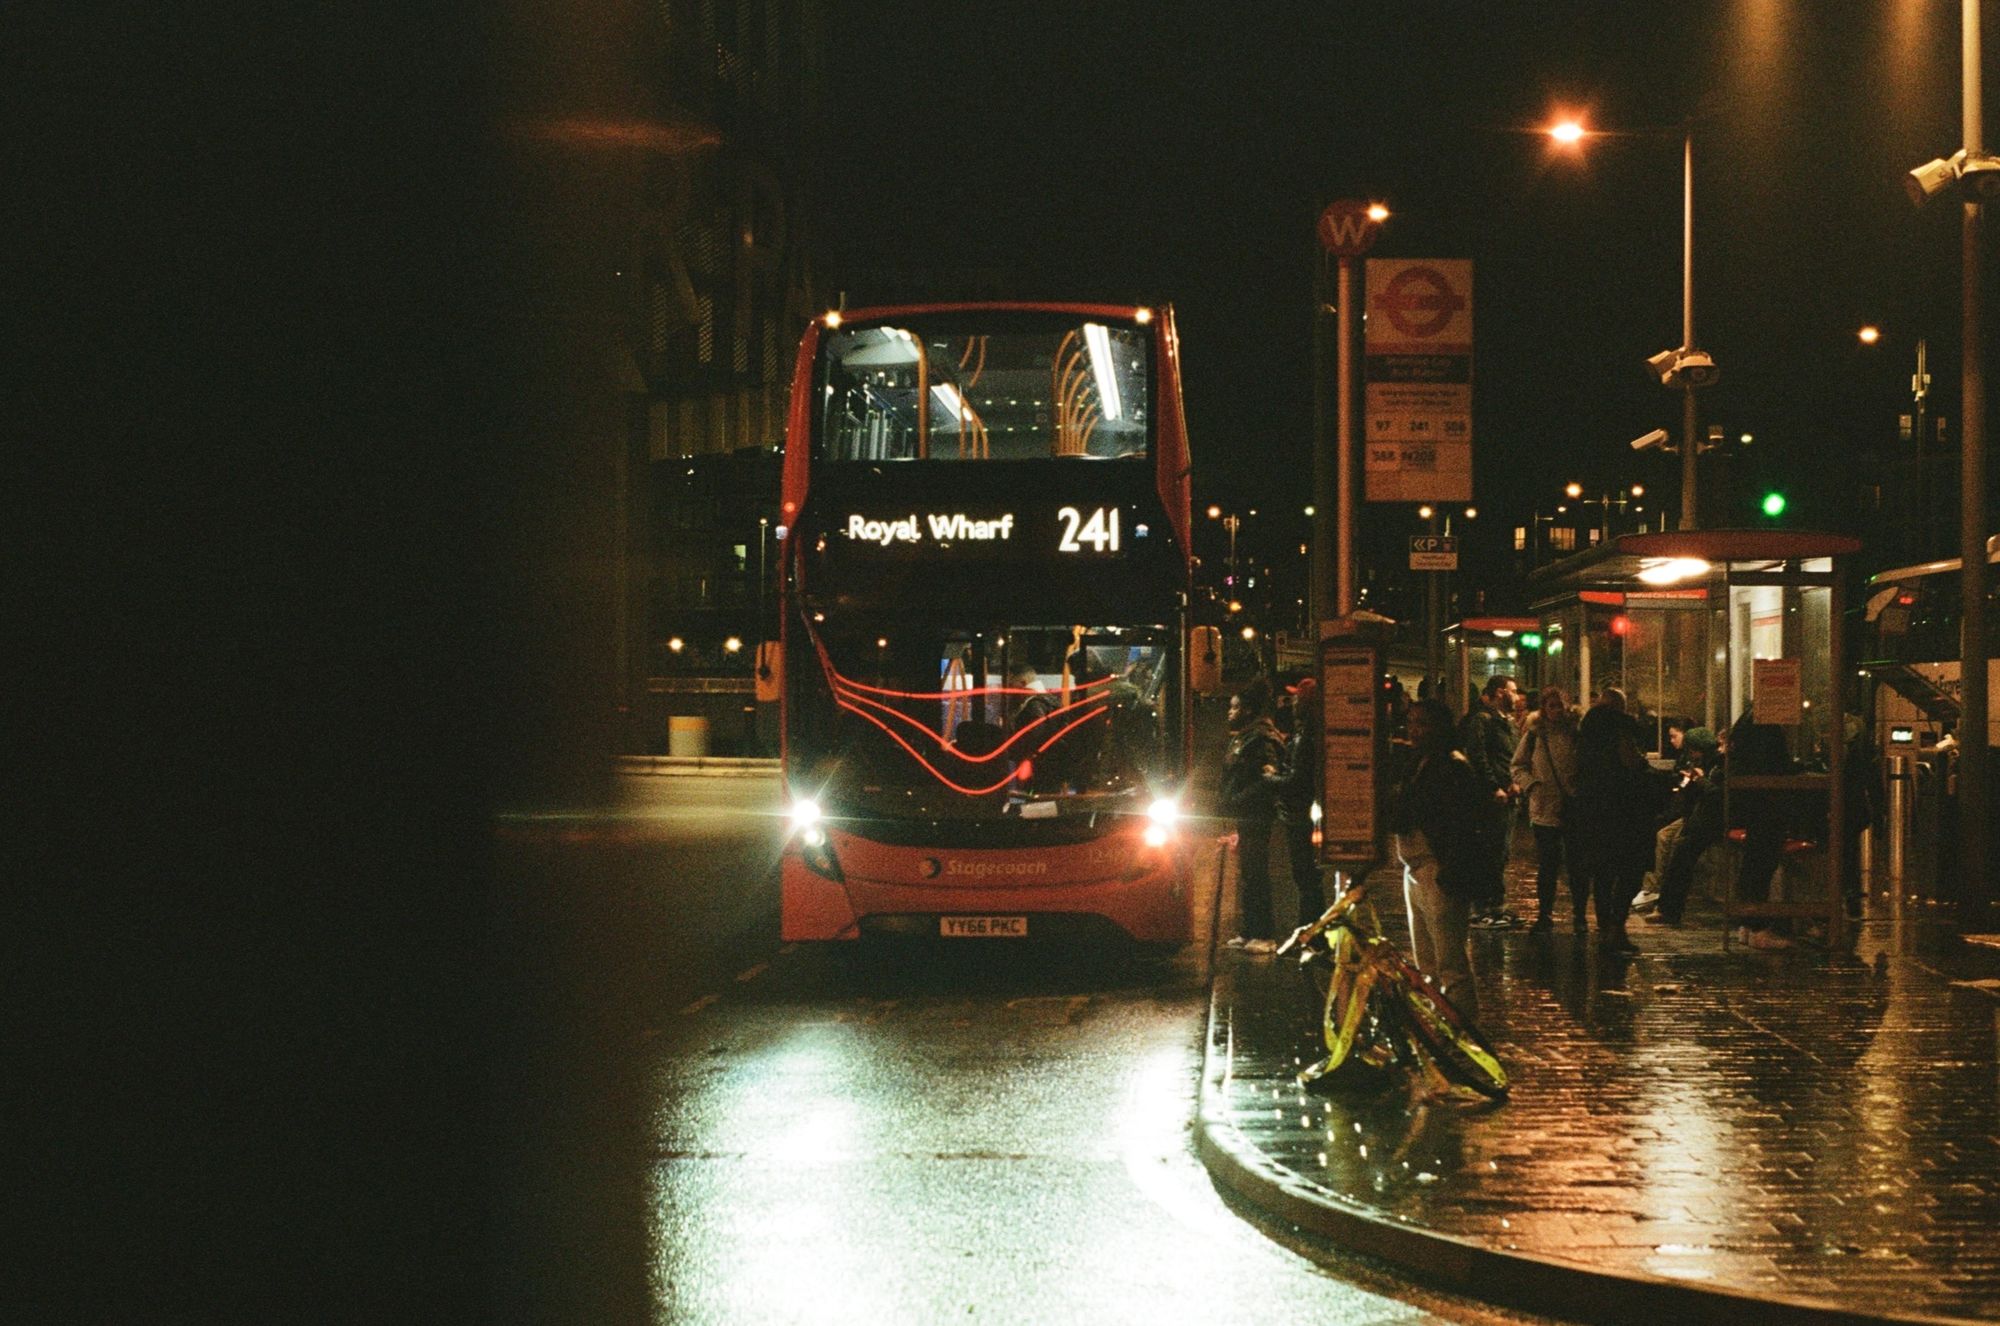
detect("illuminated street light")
(1463, 506), (1478, 519)
(1552, 113), (1713, 528)
(1565, 482), (1583, 499)
(1416, 504), (1434, 520)
(1241, 626), (1257, 641)
(1630, 484), (1645, 497)
(667, 637), (685, 653)
(724, 636), (743, 653)
(1858, 325), (1882, 345)
(1366, 203), (1390, 221)
(1207, 504), (1222, 519)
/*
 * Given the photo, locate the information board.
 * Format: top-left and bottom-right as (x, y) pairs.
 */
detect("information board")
(1753, 658), (1804, 725)
(1364, 258), (1473, 502)
(1319, 630), (1383, 866)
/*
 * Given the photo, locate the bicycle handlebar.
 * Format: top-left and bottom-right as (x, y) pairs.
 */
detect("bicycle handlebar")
(1276, 878), (1375, 955)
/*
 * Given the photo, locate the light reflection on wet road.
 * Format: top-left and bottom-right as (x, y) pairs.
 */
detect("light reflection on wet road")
(615, 773), (1555, 1325)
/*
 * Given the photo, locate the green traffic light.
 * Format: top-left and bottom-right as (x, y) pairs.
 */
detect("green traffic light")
(1761, 491), (1787, 518)
(1519, 632), (1543, 649)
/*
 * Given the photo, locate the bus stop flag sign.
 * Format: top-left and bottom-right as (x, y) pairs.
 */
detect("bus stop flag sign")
(1365, 258), (1473, 502)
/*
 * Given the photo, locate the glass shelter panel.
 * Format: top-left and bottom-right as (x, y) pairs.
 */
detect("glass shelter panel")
(1727, 581), (1836, 767)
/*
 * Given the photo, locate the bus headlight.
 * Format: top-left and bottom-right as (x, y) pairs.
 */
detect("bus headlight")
(1143, 797), (1179, 847)
(789, 797), (825, 847)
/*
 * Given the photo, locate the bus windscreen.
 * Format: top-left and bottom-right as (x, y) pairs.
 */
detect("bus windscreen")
(791, 621), (1178, 823)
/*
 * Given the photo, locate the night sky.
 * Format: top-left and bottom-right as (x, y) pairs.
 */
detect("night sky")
(818, 2), (1994, 578)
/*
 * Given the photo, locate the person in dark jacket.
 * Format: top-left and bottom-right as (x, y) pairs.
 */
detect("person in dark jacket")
(1653, 725), (1730, 926)
(1725, 711), (1796, 950)
(1219, 682), (1285, 953)
(1459, 675), (1523, 928)
(1568, 691), (1663, 953)
(1263, 678), (1327, 930)
(1392, 697), (1490, 1022)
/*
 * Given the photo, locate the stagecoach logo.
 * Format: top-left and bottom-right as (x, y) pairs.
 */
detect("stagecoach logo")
(940, 858), (1048, 878)
(919, 857), (942, 879)
(845, 513), (1015, 546)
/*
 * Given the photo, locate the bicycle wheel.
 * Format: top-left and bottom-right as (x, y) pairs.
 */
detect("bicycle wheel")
(1391, 978), (1509, 1099)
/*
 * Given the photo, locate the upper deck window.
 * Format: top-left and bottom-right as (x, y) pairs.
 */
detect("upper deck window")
(816, 313), (1151, 462)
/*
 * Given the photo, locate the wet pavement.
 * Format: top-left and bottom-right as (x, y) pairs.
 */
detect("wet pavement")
(1198, 851), (2000, 1324)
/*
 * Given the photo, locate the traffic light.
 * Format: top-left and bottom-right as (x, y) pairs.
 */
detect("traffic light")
(1609, 614), (1632, 637)
(1761, 490), (1788, 518)
(1519, 632), (1543, 650)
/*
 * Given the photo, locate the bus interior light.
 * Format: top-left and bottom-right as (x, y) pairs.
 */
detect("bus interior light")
(1083, 323), (1123, 421)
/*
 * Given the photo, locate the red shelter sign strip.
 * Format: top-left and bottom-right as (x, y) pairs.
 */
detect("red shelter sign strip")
(1364, 258), (1473, 502)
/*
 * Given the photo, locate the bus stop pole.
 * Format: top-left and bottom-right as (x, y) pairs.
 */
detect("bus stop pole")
(1311, 247), (1333, 625)
(1335, 253), (1357, 618)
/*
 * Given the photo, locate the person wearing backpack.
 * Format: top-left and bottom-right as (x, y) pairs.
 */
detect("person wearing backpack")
(1511, 686), (1581, 934)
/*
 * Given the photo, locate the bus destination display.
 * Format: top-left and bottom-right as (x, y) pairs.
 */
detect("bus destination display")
(839, 505), (1135, 555)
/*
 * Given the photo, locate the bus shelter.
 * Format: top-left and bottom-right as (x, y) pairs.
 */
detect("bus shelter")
(1527, 530), (1862, 947)
(1441, 616), (1542, 715)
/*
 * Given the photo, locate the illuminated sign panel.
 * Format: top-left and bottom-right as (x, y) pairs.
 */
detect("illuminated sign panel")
(839, 506), (1126, 555)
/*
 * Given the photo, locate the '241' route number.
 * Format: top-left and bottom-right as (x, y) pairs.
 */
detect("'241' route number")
(1057, 506), (1120, 553)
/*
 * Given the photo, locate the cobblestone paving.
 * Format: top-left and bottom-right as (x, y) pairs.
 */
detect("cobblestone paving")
(1212, 854), (2000, 1321)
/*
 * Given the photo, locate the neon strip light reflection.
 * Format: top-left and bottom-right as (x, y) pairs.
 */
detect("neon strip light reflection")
(805, 620), (1115, 793)
(835, 695), (1107, 796)
(839, 684), (1107, 764)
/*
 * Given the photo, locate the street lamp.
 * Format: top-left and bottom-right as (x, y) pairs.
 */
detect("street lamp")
(1903, 0), (1991, 919)
(1552, 116), (1718, 530)
(1858, 326), (1934, 560)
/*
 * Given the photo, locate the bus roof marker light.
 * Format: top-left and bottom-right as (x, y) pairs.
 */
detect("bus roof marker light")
(1134, 307), (1153, 324)
(1083, 322), (1123, 421)
(823, 310), (842, 328)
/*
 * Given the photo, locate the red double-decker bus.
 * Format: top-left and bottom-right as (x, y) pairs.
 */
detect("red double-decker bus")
(772, 303), (1210, 945)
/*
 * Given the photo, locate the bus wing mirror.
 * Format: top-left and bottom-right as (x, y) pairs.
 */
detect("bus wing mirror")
(755, 641), (783, 703)
(1189, 626), (1223, 696)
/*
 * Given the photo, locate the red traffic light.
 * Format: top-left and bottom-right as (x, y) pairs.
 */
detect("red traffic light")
(1609, 614), (1632, 637)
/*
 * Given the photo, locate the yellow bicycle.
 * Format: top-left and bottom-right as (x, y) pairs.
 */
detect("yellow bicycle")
(1277, 883), (1509, 1100)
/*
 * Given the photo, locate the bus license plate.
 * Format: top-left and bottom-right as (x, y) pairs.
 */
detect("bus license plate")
(941, 916), (1028, 938)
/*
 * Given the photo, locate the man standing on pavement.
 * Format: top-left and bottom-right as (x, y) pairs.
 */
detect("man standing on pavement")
(1393, 697), (1489, 1022)
(1460, 675), (1523, 928)
(1219, 681), (1285, 954)
(1264, 677), (1327, 932)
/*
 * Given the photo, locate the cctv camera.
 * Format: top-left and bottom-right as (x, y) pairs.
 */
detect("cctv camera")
(1630, 428), (1670, 452)
(1674, 348), (1720, 388)
(1905, 151), (1965, 207)
(1960, 154), (2000, 202)
(1649, 347), (1720, 389)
